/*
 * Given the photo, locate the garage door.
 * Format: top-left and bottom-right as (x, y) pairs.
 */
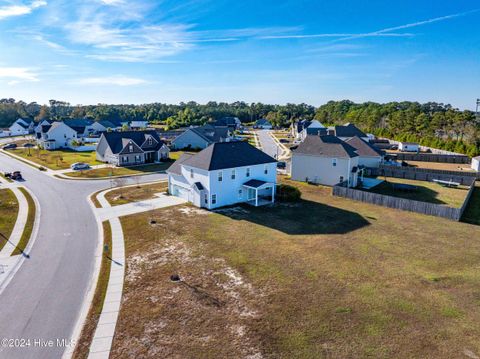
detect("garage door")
(174, 186), (190, 201)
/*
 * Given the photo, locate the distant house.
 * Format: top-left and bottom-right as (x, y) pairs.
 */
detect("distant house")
(291, 135), (359, 187)
(344, 136), (384, 168)
(254, 119), (273, 129)
(36, 121), (79, 150)
(471, 156), (480, 172)
(214, 117), (241, 131)
(9, 118), (34, 135)
(398, 142), (419, 152)
(63, 119), (95, 137)
(91, 120), (119, 133)
(298, 120), (325, 141)
(96, 130), (169, 166)
(330, 123), (369, 142)
(167, 141), (277, 209)
(171, 124), (231, 150)
(130, 120), (149, 129)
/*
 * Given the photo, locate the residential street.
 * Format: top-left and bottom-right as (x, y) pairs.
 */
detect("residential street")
(0, 151), (167, 359)
(256, 130), (281, 159)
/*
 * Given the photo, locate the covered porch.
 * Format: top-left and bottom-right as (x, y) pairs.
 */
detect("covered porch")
(243, 179), (275, 207)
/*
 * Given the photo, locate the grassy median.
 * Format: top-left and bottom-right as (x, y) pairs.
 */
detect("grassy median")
(11, 188), (35, 256)
(64, 162), (171, 179)
(0, 189), (19, 251)
(105, 181), (168, 206)
(73, 220), (112, 359)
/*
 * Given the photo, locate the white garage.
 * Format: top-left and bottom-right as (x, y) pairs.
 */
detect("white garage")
(172, 185), (191, 201)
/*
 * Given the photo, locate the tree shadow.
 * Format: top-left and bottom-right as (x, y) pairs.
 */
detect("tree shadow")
(214, 199), (370, 235)
(367, 181), (454, 205)
(461, 185), (480, 225)
(0, 232), (30, 258)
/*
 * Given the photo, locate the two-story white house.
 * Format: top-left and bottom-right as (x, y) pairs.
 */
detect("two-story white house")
(9, 118), (35, 135)
(167, 141), (277, 209)
(36, 121), (78, 150)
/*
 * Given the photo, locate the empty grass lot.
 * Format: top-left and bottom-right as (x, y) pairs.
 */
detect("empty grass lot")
(366, 177), (470, 207)
(105, 181), (168, 206)
(405, 161), (475, 172)
(111, 179), (480, 358)
(10, 148), (101, 170)
(0, 189), (19, 251)
(64, 162), (171, 178)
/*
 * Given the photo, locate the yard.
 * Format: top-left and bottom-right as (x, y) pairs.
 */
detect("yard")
(64, 162), (171, 178)
(462, 183), (480, 225)
(105, 181), (168, 206)
(10, 148), (101, 170)
(405, 161), (475, 172)
(0, 189), (19, 251)
(365, 176), (470, 207)
(111, 179), (480, 358)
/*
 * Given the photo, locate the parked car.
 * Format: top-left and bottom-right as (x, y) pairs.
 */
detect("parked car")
(277, 161), (287, 169)
(70, 162), (90, 171)
(5, 171), (23, 180)
(2, 143), (17, 150)
(279, 138), (289, 143)
(24, 143), (35, 148)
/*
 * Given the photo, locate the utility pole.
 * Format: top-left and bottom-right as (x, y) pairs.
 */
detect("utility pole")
(476, 99), (480, 124)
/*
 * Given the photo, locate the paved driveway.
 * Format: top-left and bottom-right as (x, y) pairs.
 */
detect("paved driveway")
(0, 152), (167, 359)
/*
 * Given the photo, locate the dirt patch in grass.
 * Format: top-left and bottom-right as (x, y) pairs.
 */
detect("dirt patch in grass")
(73, 221), (112, 359)
(113, 178), (480, 358)
(11, 188), (35, 256)
(0, 188), (19, 251)
(405, 161), (476, 172)
(105, 181), (168, 206)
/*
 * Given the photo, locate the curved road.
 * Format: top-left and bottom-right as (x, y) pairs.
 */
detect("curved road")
(0, 151), (166, 359)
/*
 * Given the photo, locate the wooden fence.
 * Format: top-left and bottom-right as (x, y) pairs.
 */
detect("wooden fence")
(393, 152), (471, 164)
(332, 181), (476, 221)
(367, 165), (479, 184)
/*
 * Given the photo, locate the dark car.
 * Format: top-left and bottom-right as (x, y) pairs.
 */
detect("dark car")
(2, 143), (17, 150)
(5, 171), (23, 180)
(279, 139), (289, 143)
(24, 143), (35, 148)
(277, 161), (287, 169)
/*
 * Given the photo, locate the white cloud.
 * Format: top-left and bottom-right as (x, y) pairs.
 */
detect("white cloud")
(99, 0), (124, 5)
(77, 75), (148, 86)
(0, 0), (46, 20)
(0, 67), (39, 82)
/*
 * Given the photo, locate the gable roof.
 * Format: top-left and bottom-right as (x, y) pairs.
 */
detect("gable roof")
(101, 130), (165, 154)
(292, 135), (359, 158)
(334, 123), (367, 138)
(255, 118), (271, 126)
(214, 117), (239, 127)
(97, 120), (116, 128)
(180, 141), (276, 171)
(344, 136), (384, 157)
(167, 152), (195, 175)
(188, 125), (230, 144)
(295, 120), (311, 132)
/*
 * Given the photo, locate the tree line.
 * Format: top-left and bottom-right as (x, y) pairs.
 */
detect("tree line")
(0, 98), (478, 156)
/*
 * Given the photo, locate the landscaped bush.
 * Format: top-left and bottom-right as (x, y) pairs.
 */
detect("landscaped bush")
(276, 184), (301, 202)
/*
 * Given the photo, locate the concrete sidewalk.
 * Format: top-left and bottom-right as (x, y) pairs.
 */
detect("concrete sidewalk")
(87, 186), (185, 359)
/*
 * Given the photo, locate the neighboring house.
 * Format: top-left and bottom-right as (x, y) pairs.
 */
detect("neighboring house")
(130, 120), (149, 129)
(291, 119), (310, 139)
(36, 121), (79, 150)
(398, 142), (419, 152)
(344, 136), (384, 168)
(214, 117), (241, 131)
(291, 135), (359, 187)
(254, 119), (273, 129)
(167, 141), (277, 209)
(34, 119), (53, 134)
(96, 130), (169, 166)
(91, 120), (119, 133)
(9, 118), (35, 135)
(329, 123), (369, 142)
(471, 156), (480, 172)
(63, 119), (95, 137)
(171, 124), (231, 150)
(298, 120), (325, 141)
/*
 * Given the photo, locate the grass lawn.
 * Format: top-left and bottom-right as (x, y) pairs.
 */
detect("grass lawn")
(65, 162), (171, 178)
(366, 177), (470, 207)
(105, 181), (168, 206)
(112, 179), (480, 358)
(0, 189), (19, 251)
(405, 161), (475, 172)
(11, 188), (35, 256)
(73, 221), (112, 359)
(10, 148), (101, 170)
(462, 183), (480, 225)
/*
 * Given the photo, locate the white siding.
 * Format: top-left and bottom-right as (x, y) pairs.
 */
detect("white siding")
(172, 130), (210, 150)
(358, 156), (382, 168)
(471, 157), (480, 172)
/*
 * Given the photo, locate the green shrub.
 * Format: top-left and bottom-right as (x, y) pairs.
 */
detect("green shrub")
(276, 184), (301, 202)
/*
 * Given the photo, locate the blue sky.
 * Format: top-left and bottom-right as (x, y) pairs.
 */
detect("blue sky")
(0, 0), (479, 109)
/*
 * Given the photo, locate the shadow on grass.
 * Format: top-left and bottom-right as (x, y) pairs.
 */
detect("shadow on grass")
(0, 232), (30, 258)
(215, 198), (370, 235)
(461, 185), (480, 225)
(367, 181), (449, 205)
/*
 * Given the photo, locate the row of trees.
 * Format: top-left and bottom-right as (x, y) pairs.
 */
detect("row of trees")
(0, 98), (478, 156)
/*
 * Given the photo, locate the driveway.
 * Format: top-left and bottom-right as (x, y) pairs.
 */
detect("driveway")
(0, 152), (167, 359)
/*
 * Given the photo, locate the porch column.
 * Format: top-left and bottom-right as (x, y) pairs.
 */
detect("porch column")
(255, 188), (258, 207)
(271, 185), (275, 204)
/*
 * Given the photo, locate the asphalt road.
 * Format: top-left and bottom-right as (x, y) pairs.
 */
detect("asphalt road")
(0, 151), (166, 359)
(256, 129), (280, 159)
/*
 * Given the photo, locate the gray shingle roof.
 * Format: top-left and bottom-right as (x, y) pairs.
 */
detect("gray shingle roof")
(334, 123), (367, 138)
(243, 179), (267, 188)
(181, 141), (276, 171)
(167, 153), (195, 175)
(344, 136), (383, 157)
(102, 130), (165, 154)
(292, 135), (359, 158)
(190, 125), (229, 143)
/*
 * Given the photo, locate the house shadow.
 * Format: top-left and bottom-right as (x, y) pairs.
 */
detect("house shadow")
(214, 199), (370, 235)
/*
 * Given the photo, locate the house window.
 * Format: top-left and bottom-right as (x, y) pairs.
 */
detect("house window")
(339, 176), (344, 183)
(218, 171), (223, 182)
(264, 165), (268, 174)
(211, 194), (217, 205)
(129, 144), (133, 152)
(135, 155), (141, 163)
(148, 138), (153, 146)
(246, 167), (250, 177)
(122, 156), (128, 163)
(332, 158), (337, 167)
(204, 193), (208, 204)
(238, 189), (243, 199)
(231, 169), (236, 180)
(190, 169), (194, 178)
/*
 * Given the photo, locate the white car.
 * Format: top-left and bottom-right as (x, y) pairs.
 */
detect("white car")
(70, 162), (90, 170)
